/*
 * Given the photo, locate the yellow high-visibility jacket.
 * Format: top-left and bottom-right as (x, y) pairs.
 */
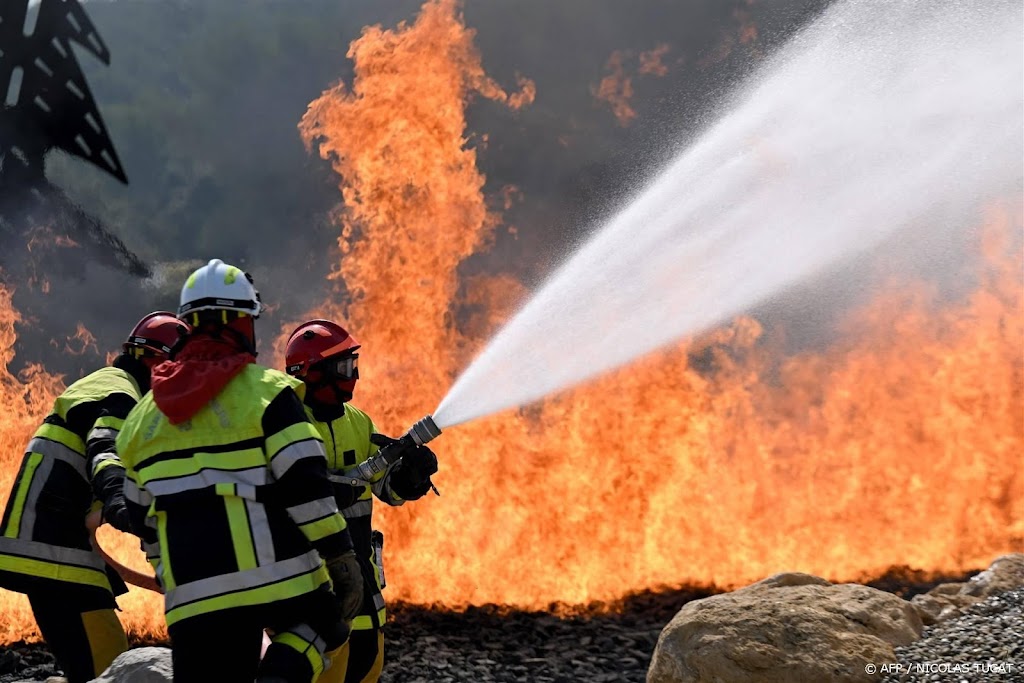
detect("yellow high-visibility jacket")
(0, 366), (140, 594)
(117, 364), (352, 627)
(309, 403), (407, 632)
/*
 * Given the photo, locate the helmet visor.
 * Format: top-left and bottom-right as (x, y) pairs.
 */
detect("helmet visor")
(323, 354), (358, 380)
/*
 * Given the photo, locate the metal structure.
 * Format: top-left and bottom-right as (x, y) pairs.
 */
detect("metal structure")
(1, 0), (127, 185)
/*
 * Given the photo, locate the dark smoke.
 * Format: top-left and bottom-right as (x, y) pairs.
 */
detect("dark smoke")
(7, 0), (833, 377)
(1, 0), (151, 377)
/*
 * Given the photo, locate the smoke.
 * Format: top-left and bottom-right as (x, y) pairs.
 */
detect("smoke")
(6, 0), (830, 375)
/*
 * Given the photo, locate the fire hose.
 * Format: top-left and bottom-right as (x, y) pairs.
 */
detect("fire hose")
(85, 509), (163, 593)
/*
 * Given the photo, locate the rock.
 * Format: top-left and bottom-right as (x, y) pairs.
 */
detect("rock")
(910, 554), (1024, 626)
(88, 648), (172, 683)
(647, 572), (923, 683)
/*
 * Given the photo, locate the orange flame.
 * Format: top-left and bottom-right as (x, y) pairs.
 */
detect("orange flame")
(593, 50), (636, 127)
(638, 44), (672, 77)
(53, 322), (100, 357)
(595, 43), (674, 126)
(699, 1), (760, 68)
(23, 226), (79, 295)
(24, 226), (80, 253)
(298, 0), (1023, 609)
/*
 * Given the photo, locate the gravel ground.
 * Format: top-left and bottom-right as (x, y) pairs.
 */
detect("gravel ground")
(379, 587), (713, 683)
(881, 587), (1024, 683)
(1, 571), (1007, 683)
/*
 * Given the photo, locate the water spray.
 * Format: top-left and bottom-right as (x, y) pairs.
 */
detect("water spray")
(333, 415), (443, 489)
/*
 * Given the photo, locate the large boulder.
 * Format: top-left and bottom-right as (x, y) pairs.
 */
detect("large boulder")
(910, 553), (1024, 626)
(647, 572), (922, 683)
(89, 647), (172, 683)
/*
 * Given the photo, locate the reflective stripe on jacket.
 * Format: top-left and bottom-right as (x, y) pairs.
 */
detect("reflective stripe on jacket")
(117, 364), (352, 627)
(0, 366), (140, 592)
(310, 403), (401, 631)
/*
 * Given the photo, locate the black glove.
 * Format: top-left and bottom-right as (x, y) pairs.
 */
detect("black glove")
(92, 467), (133, 533)
(388, 445), (438, 500)
(102, 494), (133, 534)
(330, 482), (361, 511)
(325, 550), (364, 622)
(369, 433), (400, 450)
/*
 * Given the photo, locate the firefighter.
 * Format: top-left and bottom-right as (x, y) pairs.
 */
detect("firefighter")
(284, 319), (438, 683)
(0, 311), (189, 683)
(115, 259), (364, 683)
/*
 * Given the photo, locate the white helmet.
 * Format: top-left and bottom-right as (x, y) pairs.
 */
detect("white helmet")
(178, 258), (263, 319)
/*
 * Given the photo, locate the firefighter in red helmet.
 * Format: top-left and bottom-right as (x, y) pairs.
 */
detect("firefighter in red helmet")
(0, 312), (189, 683)
(285, 319), (438, 683)
(116, 260), (364, 683)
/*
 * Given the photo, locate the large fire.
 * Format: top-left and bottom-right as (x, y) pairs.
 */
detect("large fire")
(0, 0), (1019, 647)
(296, 0), (1022, 608)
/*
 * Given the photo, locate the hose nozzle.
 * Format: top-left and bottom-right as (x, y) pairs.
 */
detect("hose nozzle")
(342, 414), (442, 484)
(408, 414), (442, 446)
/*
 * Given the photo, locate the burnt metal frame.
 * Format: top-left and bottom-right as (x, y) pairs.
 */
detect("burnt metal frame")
(1, 0), (127, 184)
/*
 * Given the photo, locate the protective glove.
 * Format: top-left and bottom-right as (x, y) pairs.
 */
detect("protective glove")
(102, 494), (133, 534)
(92, 466), (133, 533)
(330, 482), (360, 511)
(388, 445), (438, 500)
(368, 433), (399, 449)
(368, 432), (404, 459)
(325, 550), (364, 622)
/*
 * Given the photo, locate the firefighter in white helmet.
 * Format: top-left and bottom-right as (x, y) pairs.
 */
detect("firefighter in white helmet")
(284, 319), (438, 683)
(116, 259), (364, 683)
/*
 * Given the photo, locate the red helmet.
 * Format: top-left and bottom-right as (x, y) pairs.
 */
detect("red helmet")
(124, 311), (191, 358)
(285, 319), (360, 379)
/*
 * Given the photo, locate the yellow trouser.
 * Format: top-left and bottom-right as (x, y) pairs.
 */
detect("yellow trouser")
(322, 629), (384, 683)
(30, 592), (127, 683)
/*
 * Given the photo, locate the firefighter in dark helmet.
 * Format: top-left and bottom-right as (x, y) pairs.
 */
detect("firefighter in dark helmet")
(115, 259), (364, 683)
(284, 319), (438, 683)
(0, 311), (189, 683)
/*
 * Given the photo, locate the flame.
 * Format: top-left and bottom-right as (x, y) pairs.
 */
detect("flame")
(699, 1), (760, 68)
(23, 226), (79, 294)
(595, 44), (673, 126)
(24, 226), (80, 253)
(54, 322), (99, 356)
(638, 44), (672, 77)
(298, 0), (1023, 609)
(593, 50), (636, 126)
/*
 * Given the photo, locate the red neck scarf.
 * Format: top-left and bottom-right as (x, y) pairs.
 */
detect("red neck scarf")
(151, 335), (255, 425)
